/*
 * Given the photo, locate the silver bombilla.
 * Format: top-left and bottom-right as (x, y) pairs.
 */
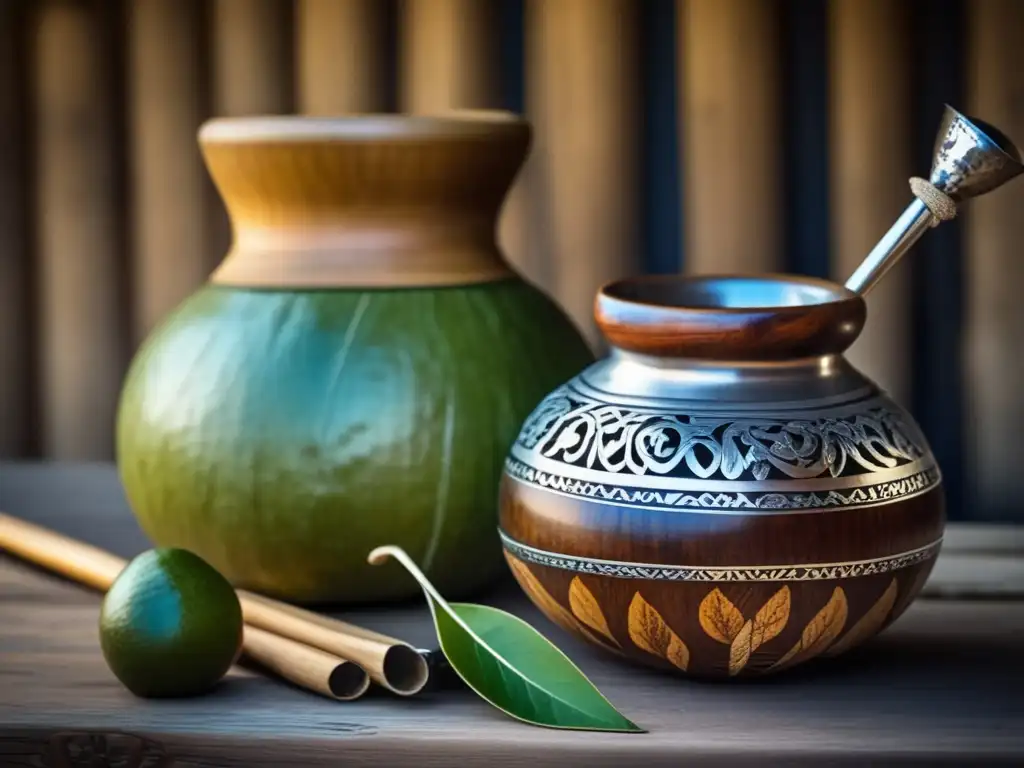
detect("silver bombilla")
(845, 105), (1023, 295)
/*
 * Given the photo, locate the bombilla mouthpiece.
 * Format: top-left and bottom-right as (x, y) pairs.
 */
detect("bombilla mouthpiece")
(928, 104), (1023, 200)
(845, 105), (1023, 296)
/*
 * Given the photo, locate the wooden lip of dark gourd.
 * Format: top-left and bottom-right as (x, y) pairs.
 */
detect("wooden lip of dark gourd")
(594, 273), (867, 362)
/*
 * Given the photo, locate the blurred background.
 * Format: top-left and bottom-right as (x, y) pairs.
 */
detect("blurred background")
(0, 0), (1021, 524)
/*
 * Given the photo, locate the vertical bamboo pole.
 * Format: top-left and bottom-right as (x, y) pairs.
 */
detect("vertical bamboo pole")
(525, 0), (640, 344)
(679, 0), (783, 274)
(0, 3), (32, 457)
(398, 0), (500, 112)
(212, 0), (293, 116)
(296, 0), (390, 114)
(32, 0), (125, 459)
(830, 0), (913, 405)
(965, 0), (1024, 520)
(128, 0), (212, 342)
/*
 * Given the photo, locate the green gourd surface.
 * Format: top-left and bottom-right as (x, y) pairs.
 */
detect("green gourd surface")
(116, 278), (592, 604)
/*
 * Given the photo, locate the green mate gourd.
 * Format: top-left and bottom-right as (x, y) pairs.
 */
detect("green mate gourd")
(116, 113), (592, 604)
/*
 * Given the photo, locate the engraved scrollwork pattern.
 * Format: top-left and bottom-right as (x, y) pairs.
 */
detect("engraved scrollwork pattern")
(513, 383), (928, 483)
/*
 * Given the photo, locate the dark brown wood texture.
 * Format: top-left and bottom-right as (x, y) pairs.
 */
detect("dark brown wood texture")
(507, 552), (934, 679)
(501, 480), (944, 567)
(595, 275), (866, 360)
(501, 475), (943, 677)
(0, 463), (1021, 766)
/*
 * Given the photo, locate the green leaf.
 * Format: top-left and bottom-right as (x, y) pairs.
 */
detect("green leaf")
(368, 546), (644, 733)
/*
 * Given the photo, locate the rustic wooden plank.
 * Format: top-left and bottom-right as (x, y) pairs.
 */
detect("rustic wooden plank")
(398, 0), (500, 113)
(0, 552), (1022, 765)
(31, 0), (126, 459)
(829, 0), (914, 405)
(0, 462), (1022, 764)
(525, 0), (641, 344)
(940, 523), (1024, 555)
(923, 553), (1024, 600)
(296, 0), (390, 114)
(678, 0), (783, 274)
(212, 0), (293, 117)
(964, 0), (1024, 523)
(0, 2), (33, 458)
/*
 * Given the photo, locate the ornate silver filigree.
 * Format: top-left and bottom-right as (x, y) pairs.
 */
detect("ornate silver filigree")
(514, 383), (928, 483)
(504, 458), (941, 514)
(500, 531), (942, 583)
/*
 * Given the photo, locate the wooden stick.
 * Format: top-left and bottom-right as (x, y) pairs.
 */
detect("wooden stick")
(0, 511), (375, 700)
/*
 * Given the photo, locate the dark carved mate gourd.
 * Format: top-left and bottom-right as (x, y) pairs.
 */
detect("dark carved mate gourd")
(115, 113), (593, 604)
(499, 274), (944, 677)
(499, 105), (1023, 679)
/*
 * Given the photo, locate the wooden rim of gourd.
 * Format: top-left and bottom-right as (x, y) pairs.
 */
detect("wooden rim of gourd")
(199, 111), (528, 144)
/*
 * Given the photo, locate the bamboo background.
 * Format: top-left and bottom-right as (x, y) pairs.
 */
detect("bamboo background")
(0, 0), (1021, 523)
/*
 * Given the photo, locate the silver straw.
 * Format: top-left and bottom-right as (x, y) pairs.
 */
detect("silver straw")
(845, 105), (1023, 296)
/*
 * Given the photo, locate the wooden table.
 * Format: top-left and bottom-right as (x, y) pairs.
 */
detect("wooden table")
(1, 463), (1021, 766)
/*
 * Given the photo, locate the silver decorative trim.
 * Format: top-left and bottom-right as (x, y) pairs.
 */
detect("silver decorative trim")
(500, 531), (942, 583)
(504, 459), (941, 515)
(574, 371), (878, 414)
(515, 382), (929, 481)
(506, 380), (941, 511)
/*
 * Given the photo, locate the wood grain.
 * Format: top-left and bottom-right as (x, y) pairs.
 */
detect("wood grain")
(32, 0), (126, 459)
(296, 0), (389, 115)
(594, 275), (866, 360)
(830, 0), (913, 405)
(201, 114), (524, 288)
(965, 0), (1024, 522)
(526, 0), (641, 344)
(0, 2), (32, 458)
(501, 474), (943, 677)
(128, 0), (216, 342)
(679, 0), (783, 275)
(212, 0), (293, 117)
(0, 463), (1021, 764)
(399, 0), (500, 114)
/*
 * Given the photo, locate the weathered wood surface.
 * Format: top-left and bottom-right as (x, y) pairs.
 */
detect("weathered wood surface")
(0, 463), (1022, 766)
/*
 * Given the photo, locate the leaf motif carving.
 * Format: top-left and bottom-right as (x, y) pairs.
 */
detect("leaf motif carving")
(699, 588), (745, 644)
(728, 620), (753, 675)
(506, 556), (623, 656)
(826, 579), (898, 658)
(749, 586), (791, 650)
(771, 587), (848, 671)
(505, 555), (578, 634)
(726, 586), (791, 676)
(569, 577), (619, 647)
(627, 593), (689, 671)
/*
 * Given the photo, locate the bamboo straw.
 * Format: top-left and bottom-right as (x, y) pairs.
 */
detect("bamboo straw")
(0, 511), (374, 700)
(242, 626), (369, 701)
(239, 591), (428, 695)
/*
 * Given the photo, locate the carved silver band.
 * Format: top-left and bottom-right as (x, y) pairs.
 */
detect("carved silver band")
(500, 530), (942, 583)
(507, 380), (941, 513)
(504, 458), (941, 515)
